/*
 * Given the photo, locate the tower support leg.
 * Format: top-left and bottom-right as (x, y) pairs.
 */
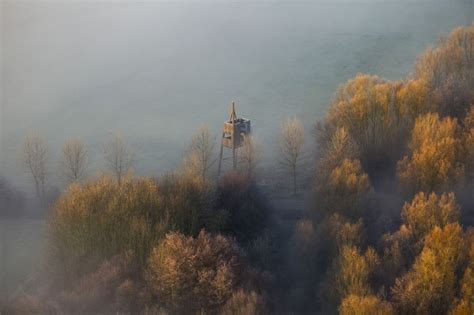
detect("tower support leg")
(217, 133), (224, 178)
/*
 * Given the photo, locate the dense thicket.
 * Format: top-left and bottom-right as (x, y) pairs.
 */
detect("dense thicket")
(311, 24), (474, 314)
(28, 170), (269, 314)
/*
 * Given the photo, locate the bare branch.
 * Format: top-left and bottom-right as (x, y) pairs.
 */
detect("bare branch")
(103, 133), (136, 184)
(22, 134), (48, 201)
(277, 117), (305, 194)
(59, 138), (88, 184)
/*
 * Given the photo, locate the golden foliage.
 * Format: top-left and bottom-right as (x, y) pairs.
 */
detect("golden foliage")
(450, 231), (474, 315)
(339, 295), (394, 315)
(324, 74), (427, 171)
(323, 213), (366, 258)
(146, 230), (241, 313)
(392, 224), (465, 314)
(401, 191), (460, 241)
(327, 245), (379, 305)
(414, 24), (474, 118)
(318, 127), (359, 176)
(397, 113), (464, 193)
(317, 159), (372, 219)
(48, 174), (215, 283)
(49, 176), (163, 280)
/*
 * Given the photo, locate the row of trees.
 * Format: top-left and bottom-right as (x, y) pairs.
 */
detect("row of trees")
(21, 116), (308, 205)
(21, 134), (135, 203)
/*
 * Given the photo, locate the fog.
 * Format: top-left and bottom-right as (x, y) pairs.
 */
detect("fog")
(1, 0), (472, 192)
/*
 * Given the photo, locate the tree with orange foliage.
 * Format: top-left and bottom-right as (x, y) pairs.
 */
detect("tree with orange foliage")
(146, 231), (242, 314)
(401, 191), (460, 242)
(325, 245), (379, 306)
(392, 224), (466, 314)
(339, 295), (393, 315)
(414, 24), (474, 118)
(397, 113), (464, 194)
(321, 74), (429, 174)
(316, 159), (372, 220)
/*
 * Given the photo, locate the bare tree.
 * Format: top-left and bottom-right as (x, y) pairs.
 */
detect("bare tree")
(278, 117), (305, 195)
(103, 134), (135, 185)
(239, 135), (261, 179)
(22, 135), (48, 201)
(59, 138), (88, 184)
(183, 125), (216, 180)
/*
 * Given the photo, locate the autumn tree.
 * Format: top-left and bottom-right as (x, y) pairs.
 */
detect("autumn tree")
(322, 213), (366, 258)
(450, 231), (474, 314)
(103, 134), (135, 185)
(22, 134), (48, 201)
(325, 245), (379, 306)
(315, 159), (372, 220)
(146, 231), (242, 314)
(278, 117), (305, 195)
(339, 295), (393, 315)
(316, 127), (359, 178)
(392, 224), (465, 314)
(397, 113), (464, 194)
(401, 191), (460, 242)
(59, 138), (88, 184)
(322, 75), (411, 174)
(183, 125), (216, 180)
(414, 24), (474, 118)
(49, 177), (163, 279)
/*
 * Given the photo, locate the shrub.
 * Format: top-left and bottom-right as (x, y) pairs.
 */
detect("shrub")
(146, 230), (243, 314)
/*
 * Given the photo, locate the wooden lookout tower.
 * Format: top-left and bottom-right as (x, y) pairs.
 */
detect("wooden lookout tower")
(217, 101), (251, 176)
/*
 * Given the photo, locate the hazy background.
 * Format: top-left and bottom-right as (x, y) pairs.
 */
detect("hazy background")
(0, 0), (472, 295)
(1, 0), (472, 194)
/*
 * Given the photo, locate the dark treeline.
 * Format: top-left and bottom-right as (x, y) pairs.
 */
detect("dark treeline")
(2, 24), (474, 314)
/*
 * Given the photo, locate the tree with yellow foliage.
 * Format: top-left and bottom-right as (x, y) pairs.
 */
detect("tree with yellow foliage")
(316, 159), (372, 220)
(450, 231), (474, 315)
(397, 113), (464, 194)
(339, 295), (393, 315)
(392, 224), (465, 314)
(401, 191), (460, 242)
(325, 245), (379, 306)
(321, 74), (431, 175)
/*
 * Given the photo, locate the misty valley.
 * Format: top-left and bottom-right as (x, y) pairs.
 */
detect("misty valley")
(1, 1), (474, 314)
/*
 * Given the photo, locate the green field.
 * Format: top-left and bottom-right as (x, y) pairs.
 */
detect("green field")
(0, 219), (45, 297)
